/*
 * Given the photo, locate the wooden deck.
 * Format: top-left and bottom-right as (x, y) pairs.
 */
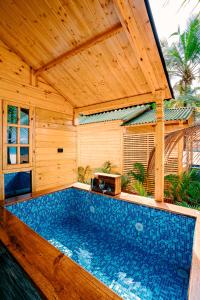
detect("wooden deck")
(1, 183), (200, 300)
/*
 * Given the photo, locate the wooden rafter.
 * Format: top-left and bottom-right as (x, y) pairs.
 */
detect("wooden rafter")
(74, 92), (157, 116)
(113, 0), (158, 93)
(35, 23), (123, 75)
(0, 37), (75, 108)
(40, 73), (76, 107)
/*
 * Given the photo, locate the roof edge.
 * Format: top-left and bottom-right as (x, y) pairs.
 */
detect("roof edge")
(144, 0), (174, 99)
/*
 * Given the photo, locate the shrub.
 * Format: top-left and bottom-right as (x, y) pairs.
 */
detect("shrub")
(78, 165), (92, 184)
(165, 169), (200, 206)
(128, 162), (146, 184)
(132, 180), (148, 197)
(128, 162), (149, 196)
(121, 175), (130, 190)
(96, 161), (116, 174)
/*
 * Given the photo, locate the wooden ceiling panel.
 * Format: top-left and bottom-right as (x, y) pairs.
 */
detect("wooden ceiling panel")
(0, 0), (172, 109)
(0, 0), (119, 68)
(114, 0), (171, 98)
(44, 31), (150, 106)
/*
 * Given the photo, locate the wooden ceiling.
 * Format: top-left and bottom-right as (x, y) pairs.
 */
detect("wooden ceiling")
(0, 0), (172, 111)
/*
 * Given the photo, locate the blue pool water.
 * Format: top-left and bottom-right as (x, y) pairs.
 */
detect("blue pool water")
(8, 188), (195, 300)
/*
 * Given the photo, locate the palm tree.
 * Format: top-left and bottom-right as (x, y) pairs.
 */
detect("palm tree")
(164, 16), (200, 95)
(165, 86), (200, 108)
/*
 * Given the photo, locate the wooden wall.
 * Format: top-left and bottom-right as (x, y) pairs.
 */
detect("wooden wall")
(0, 40), (76, 202)
(77, 121), (123, 174)
(34, 108), (76, 191)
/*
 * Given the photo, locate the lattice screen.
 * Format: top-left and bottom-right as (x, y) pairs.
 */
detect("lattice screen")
(123, 133), (179, 194)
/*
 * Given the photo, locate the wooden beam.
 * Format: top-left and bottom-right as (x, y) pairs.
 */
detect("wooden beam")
(154, 98), (165, 201)
(39, 73), (76, 108)
(35, 23), (123, 75)
(113, 0), (158, 93)
(74, 92), (158, 115)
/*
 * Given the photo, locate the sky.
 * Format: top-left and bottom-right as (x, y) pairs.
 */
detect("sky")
(149, 0), (198, 42)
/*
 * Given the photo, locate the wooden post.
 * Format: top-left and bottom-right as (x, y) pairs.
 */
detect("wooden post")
(178, 137), (184, 175)
(155, 99), (165, 201)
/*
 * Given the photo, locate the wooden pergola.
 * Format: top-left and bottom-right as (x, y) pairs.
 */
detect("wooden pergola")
(0, 0), (173, 202)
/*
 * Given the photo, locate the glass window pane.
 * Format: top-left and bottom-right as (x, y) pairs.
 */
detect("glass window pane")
(20, 128), (29, 144)
(7, 147), (17, 165)
(7, 126), (17, 144)
(20, 147), (29, 164)
(20, 108), (29, 125)
(8, 105), (18, 124)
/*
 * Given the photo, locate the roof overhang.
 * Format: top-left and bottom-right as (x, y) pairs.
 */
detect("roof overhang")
(0, 0), (173, 114)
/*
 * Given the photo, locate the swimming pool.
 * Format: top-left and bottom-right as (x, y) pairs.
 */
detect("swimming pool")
(7, 187), (195, 300)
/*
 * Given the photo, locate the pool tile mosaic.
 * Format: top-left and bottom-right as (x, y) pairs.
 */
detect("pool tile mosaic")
(8, 187), (196, 300)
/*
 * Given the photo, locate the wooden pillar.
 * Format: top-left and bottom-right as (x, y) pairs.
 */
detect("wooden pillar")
(155, 99), (165, 201)
(188, 137), (193, 168)
(178, 137), (184, 175)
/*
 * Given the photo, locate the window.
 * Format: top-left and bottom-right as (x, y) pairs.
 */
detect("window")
(3, 102), (33, 169)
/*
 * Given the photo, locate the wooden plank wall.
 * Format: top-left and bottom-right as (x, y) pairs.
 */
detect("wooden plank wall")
(0, 41), (73, 114)
(77, 121), (123, 174)
(0, 40), (76, 200)
(34, 109), (76, 191)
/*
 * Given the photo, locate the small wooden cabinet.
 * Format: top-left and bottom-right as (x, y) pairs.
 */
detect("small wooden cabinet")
(91, 173), (121, 196)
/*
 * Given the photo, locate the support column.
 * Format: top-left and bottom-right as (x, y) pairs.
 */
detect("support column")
(178, 137), (184, 175)
(155, 99), (165, 201)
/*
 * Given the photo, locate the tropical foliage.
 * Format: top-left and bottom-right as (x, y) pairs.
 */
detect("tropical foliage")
(128, 162), (148, 196)
(78, 165), (92, 184)
(121, 175), (130, 190)
(96, 160), (116, 174)
(128, 162), (146, 184)
(132, 180), (148, 197)
(165, 169), (200, 207)
(162, 16), (200, 107)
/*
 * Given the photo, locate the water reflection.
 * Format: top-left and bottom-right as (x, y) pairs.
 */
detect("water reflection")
(48, 239), (73, 257)
(110, 272), (153, 300)
(75, 248), (92, 271)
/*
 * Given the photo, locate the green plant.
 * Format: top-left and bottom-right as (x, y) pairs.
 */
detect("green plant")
(128, 162), (146, 184)
(162, 16), (200, 104)
(78, 165), (92, 184)
(132, 180), (148, 197)
(175, 201), (200, 211)
(121, 175), (130, 190)
(165, 169), (200, 206)
(96, 161), (116, 174)
(128, 163), (149, 196)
